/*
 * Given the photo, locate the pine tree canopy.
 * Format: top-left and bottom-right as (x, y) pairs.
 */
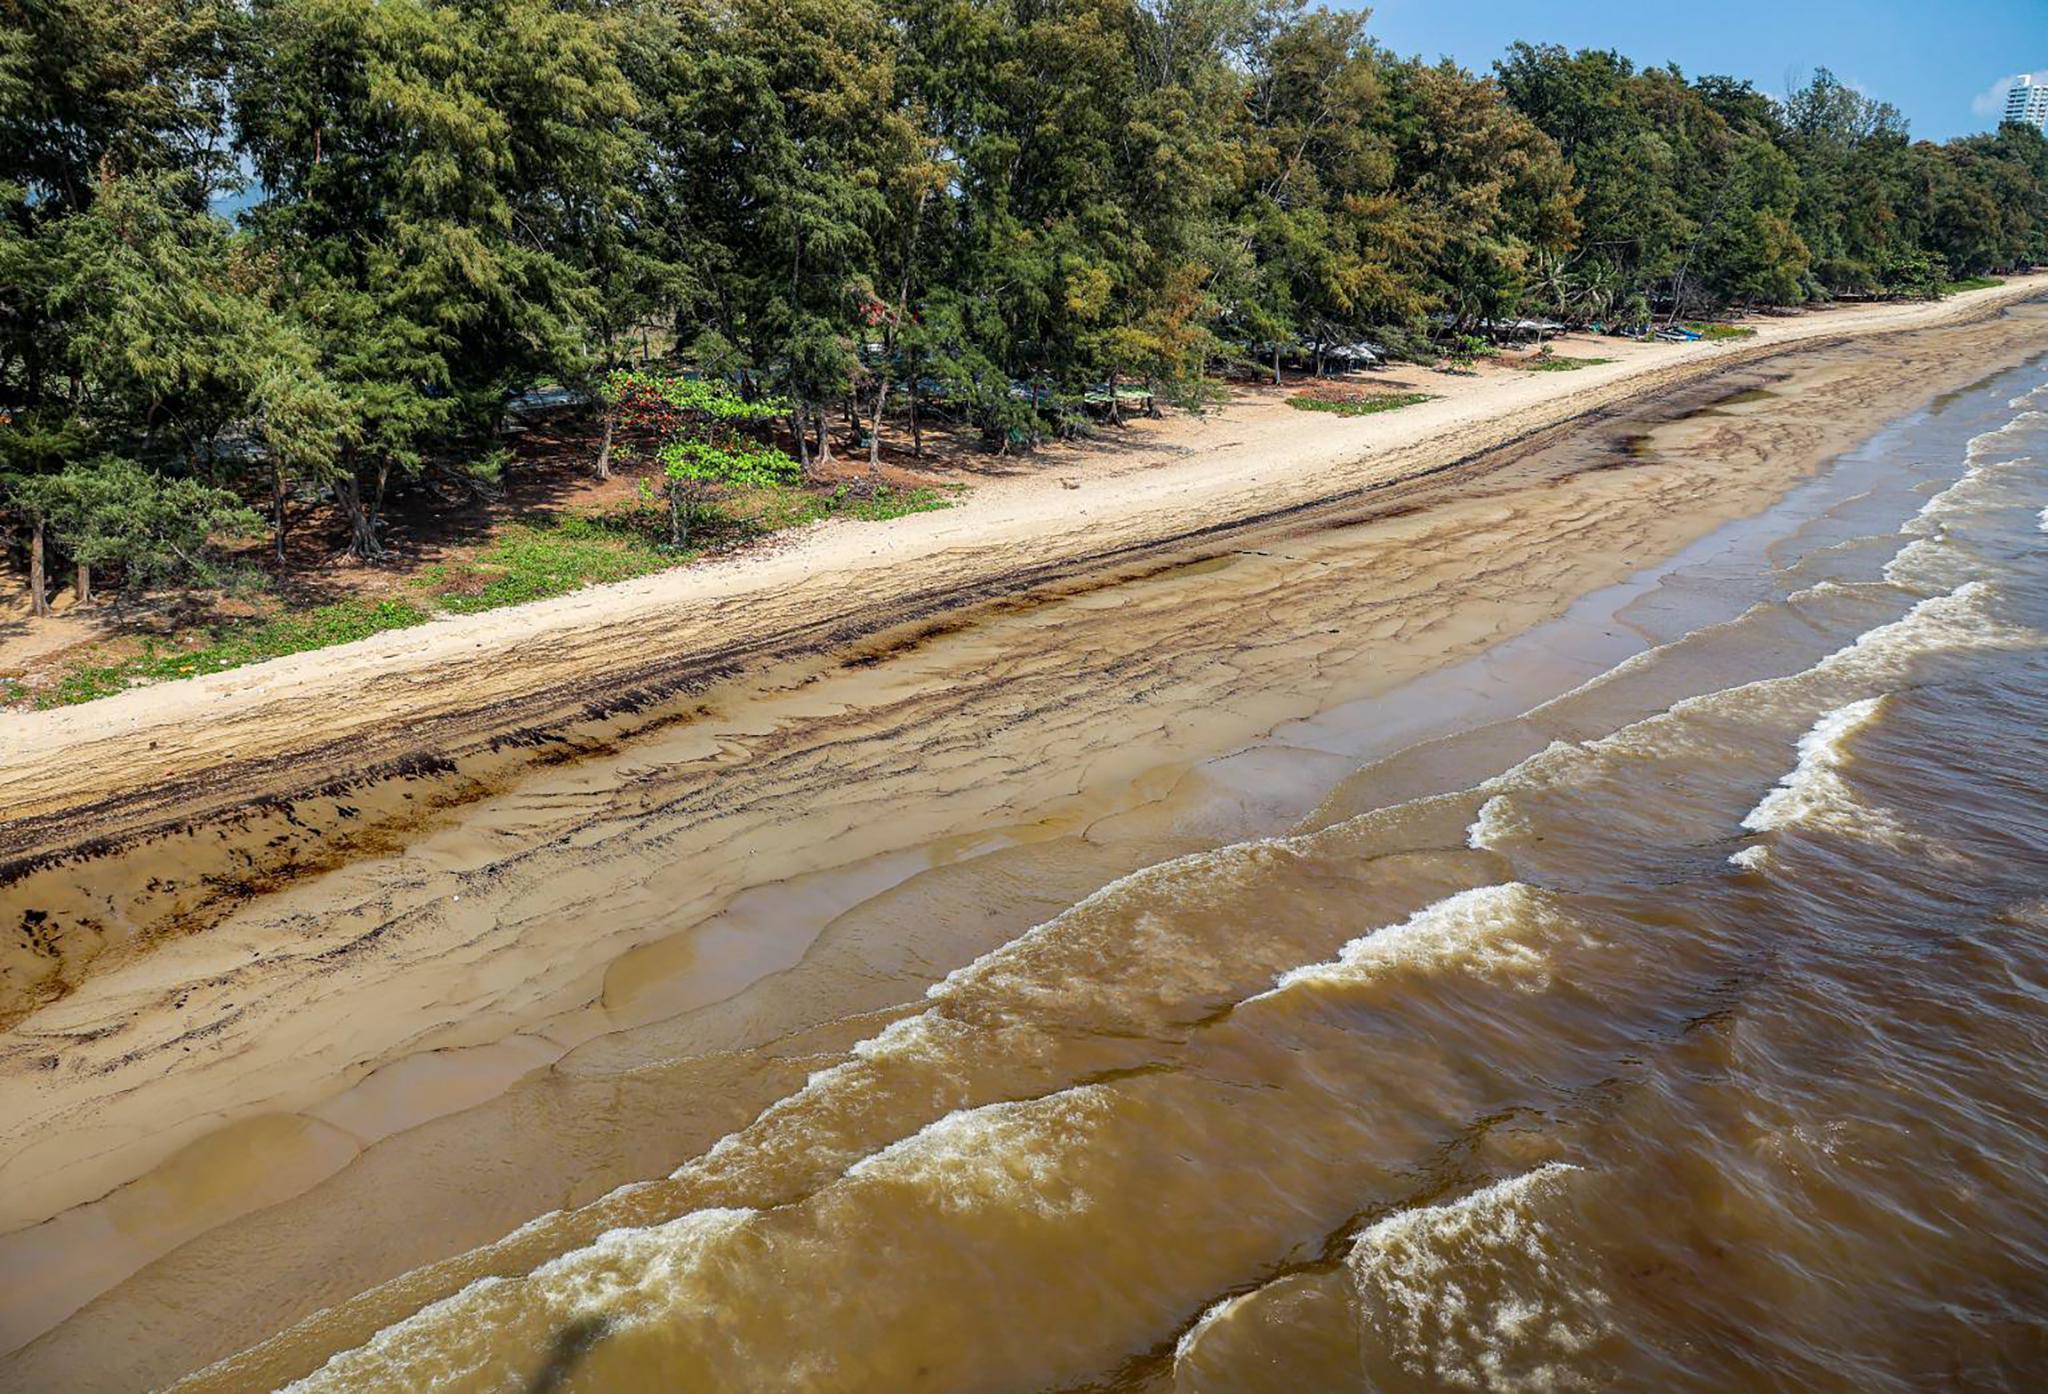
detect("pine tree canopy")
(4, 0), (2046, 582)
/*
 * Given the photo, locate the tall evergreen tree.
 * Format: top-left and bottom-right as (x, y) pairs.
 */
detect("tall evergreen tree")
(6, 2), (2048, 612)
(233, 0), (638, 554)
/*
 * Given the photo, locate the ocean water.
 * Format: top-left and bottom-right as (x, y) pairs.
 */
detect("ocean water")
(186, 354), (2048, 1393)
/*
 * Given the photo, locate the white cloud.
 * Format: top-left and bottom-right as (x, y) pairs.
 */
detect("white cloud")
(1974, 71), (2048, 118)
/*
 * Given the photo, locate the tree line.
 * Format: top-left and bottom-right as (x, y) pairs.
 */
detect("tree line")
(5, 0), (2046, 608)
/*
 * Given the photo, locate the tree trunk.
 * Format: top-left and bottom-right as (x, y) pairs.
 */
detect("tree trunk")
(272, 464), (289, 563)
(868, 378), (888, 471)
(814, 409), (832, 464)
(336, 471), (383, 560)
(27, 515), (49, 618)
(909, 378), (923, 459)
(74, 561), (90, 605)
(791, 408), (812, 480)
(667, 484), (687, 548)
(1107, 370), (1123, 427)
(1272, 344), (1281, 386)
(595, 408), (616, 481)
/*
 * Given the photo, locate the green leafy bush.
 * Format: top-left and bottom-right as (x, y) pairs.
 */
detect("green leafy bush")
(1437, 335), (1489, 373)
(658, 439), (802, 490)
(648, 439), (804, 545)
(5, 456), (263, 586)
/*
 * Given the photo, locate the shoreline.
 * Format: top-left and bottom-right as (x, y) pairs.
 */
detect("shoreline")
(3, 288), (2048, 1391)
(4, 281), (2047, 846)
(3, 283), (2046, 1032)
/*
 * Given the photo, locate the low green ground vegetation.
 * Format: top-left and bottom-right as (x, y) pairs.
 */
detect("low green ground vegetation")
(1518, 354), (1616, 371)
(1288, 392), (1437, 417)
(12, 484), (959, 709)
(1687, 322), (1759, 341)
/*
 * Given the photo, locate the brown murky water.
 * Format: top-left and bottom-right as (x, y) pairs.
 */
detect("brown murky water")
(8, 333), (2048, 1392)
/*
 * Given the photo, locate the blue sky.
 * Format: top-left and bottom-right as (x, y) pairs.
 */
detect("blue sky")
(1356, 0), (2048, 142)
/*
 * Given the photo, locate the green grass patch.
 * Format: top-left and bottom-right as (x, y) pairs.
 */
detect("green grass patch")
(1686, 322), (1756, 341)
(831, 484), (957, 521)
(1518, 355), (1615, 372)
(701, 482), (958, 537)
(1941, 276), (2002, 295)
(23, 485), (964, 708)
(430, 515), (674, 615)
(1288, 392), (1435, 417)
(30, 598), (431, 709)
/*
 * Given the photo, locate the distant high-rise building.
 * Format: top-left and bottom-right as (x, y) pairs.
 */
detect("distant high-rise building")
(2007, 74), (2048, 130)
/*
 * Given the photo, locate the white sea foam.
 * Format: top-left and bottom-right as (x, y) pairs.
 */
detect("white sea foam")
(1963, 410), (2046, 465)
(1466, 794), (1530, 851)
(283, 1207), (759, 1391)
(1454, 583), (2024, 873)
(1173, 1286), (1257, 1369)
(1505, 585), (2017, 782)
(1348, 1163), (1608, 1392)
(1673, 583), (2027, 712)
(1888, 462), (2028, 588)
(1738, 696), (1889, 839)
(2038, 505), (2048, 535)
(911, 835), (1299, 1020)
(842, 1088), (1109, 1218)
(1832, 581), (2027, 668)
(1881, 400), (2046, 588)
(1271, 883), (1556, 995)
(679, 836), (1309, 1180)
(1881, 535), (1953, 589)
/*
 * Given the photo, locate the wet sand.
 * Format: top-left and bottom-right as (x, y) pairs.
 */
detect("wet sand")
(3, 292), (2047, 1391)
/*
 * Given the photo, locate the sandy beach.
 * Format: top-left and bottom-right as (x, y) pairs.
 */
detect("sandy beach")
(5, 281), (2046, 838)
(4, 278), (2048, 1392)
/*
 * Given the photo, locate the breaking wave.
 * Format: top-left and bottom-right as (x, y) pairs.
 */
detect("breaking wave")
(1349, 1164), (1610, 1392)
(1730, 697), (1902, 866)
